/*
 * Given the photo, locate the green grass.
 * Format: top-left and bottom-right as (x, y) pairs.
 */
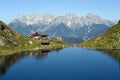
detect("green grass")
(0, 39), (67, 56)
(0, 40), (67, 55)
(0, 21), (67, 56)
(79, 22), (120, 49)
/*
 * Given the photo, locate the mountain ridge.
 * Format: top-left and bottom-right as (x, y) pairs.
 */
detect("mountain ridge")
(9, 13), (115, 42)
(9, 13), (114, 28)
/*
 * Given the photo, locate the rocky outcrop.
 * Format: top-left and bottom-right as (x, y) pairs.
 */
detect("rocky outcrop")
(0, 21), (21, 46)
(0, 23), (6, 46)
(0, 39), (5, 46)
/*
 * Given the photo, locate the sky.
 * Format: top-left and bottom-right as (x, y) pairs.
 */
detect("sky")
(0, 0), (120, 23)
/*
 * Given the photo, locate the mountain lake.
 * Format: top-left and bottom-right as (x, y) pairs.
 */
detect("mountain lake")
(0, 47), (120, 80)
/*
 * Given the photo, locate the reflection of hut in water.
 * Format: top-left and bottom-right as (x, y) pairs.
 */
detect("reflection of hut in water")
(31, 50), (49, 59)
(41, 35), (50, 46)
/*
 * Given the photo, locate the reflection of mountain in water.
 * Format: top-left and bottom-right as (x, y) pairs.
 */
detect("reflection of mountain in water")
(0, 50), (53, 76)
(98, 49), (120, 69)
(62, 37), (84, 44)
(98, 49), (120, 62)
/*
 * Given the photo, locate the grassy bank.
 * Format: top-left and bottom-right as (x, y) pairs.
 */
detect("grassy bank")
(78, 21), (120, 49)
(0, 39), (67, 56)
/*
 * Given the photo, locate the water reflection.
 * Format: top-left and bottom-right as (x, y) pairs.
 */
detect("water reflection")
(97, 49), (120, 62)
(0, 47), (120, 80)
(97, 49), (120, 70)
(0, 50), (54, 76)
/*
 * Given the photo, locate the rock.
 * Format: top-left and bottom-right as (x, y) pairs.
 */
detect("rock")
(0, 39), (5, 46)
(28, 41), (33, 45)
(0, 36), (6, 46)
(13, 41), (18, 46)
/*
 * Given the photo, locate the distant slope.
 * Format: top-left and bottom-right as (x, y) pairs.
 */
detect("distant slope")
(45, 23), (74, 37)
(80, 21), (120, 49)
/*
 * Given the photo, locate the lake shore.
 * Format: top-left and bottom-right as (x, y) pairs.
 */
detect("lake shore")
(0, 40), (67, 56)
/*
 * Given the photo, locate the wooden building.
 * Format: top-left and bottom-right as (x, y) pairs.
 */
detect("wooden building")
(41, 35), (50, 46)
(28, 32), (42, 40)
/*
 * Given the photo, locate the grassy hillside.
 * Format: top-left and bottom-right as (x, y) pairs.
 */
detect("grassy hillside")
(0, 20), (41, 54)
(0, 21), (34, 46)
(0, 21), (66, 55)
(79, 21), (120, 49)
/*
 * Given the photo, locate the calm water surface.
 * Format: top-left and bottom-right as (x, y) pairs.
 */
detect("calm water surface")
(0, 47), (120, 80)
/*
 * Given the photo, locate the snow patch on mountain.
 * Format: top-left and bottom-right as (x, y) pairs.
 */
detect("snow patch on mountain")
(10, 13), (114, 29)
(9, 13), (115, 42)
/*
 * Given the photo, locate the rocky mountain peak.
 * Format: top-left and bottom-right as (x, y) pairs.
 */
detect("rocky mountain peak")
(8, 13), (115, 42)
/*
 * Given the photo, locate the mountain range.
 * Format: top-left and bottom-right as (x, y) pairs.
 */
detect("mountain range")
(9, 13), (115, 42)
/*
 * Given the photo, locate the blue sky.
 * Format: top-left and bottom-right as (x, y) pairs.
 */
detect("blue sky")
(0, 0), (120, 23)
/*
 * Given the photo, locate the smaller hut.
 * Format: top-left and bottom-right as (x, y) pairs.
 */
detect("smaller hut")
(41, 35), (50, 46)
